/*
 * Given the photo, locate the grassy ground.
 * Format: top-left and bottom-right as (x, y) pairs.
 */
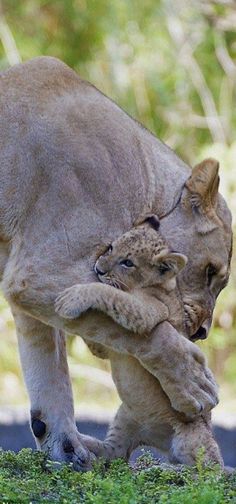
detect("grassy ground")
(0, 450), (235, 504)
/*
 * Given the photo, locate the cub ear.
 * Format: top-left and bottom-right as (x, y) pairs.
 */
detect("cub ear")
(183, 158), (222, 233)
(158, 253), (188, 277)
(134, 213), (160, 231)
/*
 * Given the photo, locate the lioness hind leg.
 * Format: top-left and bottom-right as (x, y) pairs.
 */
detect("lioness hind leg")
(170, 418), (223, 467)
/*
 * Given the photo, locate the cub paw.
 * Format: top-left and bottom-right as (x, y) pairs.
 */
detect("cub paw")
(55, 287), (89, 319)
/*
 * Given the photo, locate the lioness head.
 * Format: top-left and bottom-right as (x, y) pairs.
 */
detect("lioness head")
(94, 217), (187, 292)
(159, 158), (232, 342)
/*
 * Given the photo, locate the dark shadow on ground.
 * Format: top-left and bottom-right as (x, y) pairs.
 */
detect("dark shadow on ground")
(0, 420), (235, 467)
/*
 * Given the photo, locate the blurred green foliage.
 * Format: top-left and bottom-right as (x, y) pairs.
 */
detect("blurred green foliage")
(0, 0), (235, 415)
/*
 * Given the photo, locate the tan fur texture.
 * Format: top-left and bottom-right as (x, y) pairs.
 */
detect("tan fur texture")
(0, 57), (232, 468)
(56, 222), (223, 467)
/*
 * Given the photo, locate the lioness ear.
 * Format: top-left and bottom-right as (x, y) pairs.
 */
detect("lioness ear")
(185, 158), (219, 209)
(183, 158), (222, 233)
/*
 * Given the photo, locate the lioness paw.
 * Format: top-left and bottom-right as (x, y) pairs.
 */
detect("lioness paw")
(37, 426), (96, 471)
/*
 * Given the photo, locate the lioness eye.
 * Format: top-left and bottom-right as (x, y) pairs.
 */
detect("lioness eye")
(120, 259), (134, 268)
(206, 264), (218, 286)
(158, 262), (170, 274)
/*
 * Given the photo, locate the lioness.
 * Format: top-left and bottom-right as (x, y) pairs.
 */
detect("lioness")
(0, 57), (232, 469)
(55, 217), (222, 467)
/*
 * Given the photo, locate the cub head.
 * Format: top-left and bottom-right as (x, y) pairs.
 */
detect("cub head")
(94, 216), (187, 292)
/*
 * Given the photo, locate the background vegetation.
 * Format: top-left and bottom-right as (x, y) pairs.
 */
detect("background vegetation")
(0, 0), (235, 422)
(1, 450), (236, 503)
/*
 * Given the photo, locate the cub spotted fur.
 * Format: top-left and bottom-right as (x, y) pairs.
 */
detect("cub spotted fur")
(55, 217), (223, 467)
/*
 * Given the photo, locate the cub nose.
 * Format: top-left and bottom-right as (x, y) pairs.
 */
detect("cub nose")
(94, 264), (106, 276)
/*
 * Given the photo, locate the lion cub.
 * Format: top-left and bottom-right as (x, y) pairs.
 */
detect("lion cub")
(55, 216), (187, 335)
(55, 217), (223, 467)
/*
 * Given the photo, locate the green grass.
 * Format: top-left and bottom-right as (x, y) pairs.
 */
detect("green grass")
(0, 450), (235, 504)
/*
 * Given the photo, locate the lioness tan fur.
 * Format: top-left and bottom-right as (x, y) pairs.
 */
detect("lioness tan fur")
(0, 57), (232, 469)
(56, 219), (222, 467)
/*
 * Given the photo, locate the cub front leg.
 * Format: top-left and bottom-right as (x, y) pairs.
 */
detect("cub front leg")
(81, 404), (141, 461)
(13, 311), (94, 471)
(55, 283), (169, 334)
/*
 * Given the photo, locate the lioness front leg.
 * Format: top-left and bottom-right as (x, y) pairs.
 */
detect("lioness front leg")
(135, 321), (218, 418)
(59, 316), (218, 418)
(13, 311), (94, 471)
(54, 284), (218, 418)
(55, 283), (169, 334)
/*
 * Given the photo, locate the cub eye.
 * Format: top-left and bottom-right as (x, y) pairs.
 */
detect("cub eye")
(158, 262), (171, 275)
(119, 259), (135, 268)
(206, 264), (218, 286)
(107, 244), (113, 253)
